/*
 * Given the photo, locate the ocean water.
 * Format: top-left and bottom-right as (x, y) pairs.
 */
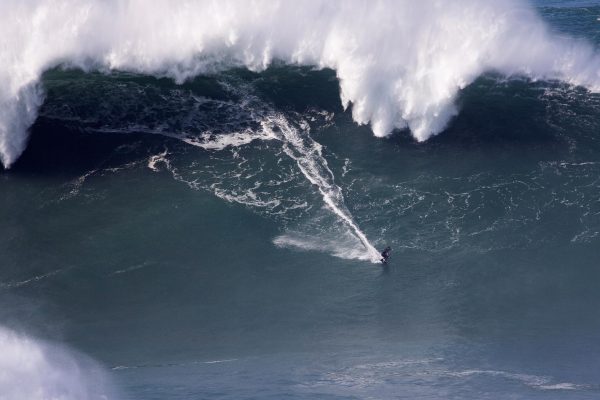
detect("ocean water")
(2, 1), (600, 399)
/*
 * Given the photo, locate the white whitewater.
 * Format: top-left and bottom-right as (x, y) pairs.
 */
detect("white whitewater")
(2, 0), (600, 168)
(0, 325), (116, 400)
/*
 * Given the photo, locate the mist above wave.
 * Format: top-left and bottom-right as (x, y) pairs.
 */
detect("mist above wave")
(1, 0), (600, 168)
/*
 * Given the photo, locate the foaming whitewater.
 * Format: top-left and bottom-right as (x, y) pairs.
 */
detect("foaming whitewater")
(0, 325), (117, 400)
(144, 92), (381, 261)
(261, 115), (382, 262)
(2, 0), (600, 168)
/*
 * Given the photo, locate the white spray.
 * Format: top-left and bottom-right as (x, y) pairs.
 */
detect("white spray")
(0, 325), (117, 400)
(1, 0), (600, 169)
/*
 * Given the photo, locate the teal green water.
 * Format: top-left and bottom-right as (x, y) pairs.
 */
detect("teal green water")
(2, 3), (600, 399)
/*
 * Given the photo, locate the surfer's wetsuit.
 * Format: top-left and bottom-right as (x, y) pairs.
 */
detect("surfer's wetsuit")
(381, 247), (391, 263)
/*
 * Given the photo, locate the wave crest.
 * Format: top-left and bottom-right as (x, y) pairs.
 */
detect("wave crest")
(1, 0), (600, 167)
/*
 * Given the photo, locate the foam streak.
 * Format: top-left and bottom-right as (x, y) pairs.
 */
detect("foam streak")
(262, 115), (382, 262)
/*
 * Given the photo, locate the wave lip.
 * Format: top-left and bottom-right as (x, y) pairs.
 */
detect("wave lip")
(2, 0), (600, 168)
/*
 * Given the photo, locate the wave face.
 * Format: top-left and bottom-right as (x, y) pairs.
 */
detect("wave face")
(2, 0), (600, 168)
(3, 2), (600, 398)
(0, 326), (116, 400)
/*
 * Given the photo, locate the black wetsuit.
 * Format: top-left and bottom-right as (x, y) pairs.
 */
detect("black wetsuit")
(381, 247), (392, 263)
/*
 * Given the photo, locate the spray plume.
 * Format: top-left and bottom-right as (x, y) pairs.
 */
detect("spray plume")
(1, 0), (599, 168)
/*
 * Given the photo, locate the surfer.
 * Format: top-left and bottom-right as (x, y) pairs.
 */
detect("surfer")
(380, 246), (392, 263)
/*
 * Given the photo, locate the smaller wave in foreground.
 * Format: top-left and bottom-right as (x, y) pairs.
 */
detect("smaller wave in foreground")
(0, 325), (117, 400)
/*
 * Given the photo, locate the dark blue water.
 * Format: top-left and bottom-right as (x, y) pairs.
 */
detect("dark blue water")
(2, 2), (600, 399)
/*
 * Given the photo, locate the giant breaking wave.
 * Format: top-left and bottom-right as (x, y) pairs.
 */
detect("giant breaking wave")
(1, 0), (600, 168)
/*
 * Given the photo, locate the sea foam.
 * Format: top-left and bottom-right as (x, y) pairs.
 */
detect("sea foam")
(1, 0), (600, 168)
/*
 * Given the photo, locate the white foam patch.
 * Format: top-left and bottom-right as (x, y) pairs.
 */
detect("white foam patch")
(211, 182), (282, 209)
(450, 369), (587, 391)
(307, 359), (590, 396)
(2, 0), (600, 168)
(539, 383), (580, 390)
(0, 326), (117, 400)
(165, 128), (278, 151)
(148, 149), (169, 172)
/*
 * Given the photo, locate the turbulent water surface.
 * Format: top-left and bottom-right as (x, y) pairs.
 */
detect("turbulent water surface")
(2, 1), (600, 399)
